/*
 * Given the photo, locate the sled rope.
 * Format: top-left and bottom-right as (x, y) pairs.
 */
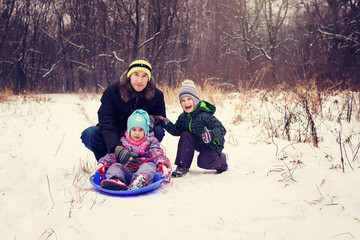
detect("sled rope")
(100, 154), (172, 183)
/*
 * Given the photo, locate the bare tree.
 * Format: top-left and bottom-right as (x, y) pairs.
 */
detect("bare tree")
(218, 0), (264, 88)
(0, 0), (16, 55)
(297, 0), (360, 89)
(261, 0), (289, 84)
(0, 0), (359, 93)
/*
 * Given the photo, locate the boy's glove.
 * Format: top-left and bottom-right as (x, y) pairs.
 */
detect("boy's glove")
(202, 126), (212, 144)
(149, 115), (167, 128)
(115, 145), (139, 165)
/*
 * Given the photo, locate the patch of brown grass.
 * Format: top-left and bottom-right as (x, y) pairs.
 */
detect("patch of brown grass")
(159, 83), (228, 107)
(23, 93), (52, 103)
(159, 85), (179, 105)
(78, 92), (101, 101)
(0, 89), (14, 102)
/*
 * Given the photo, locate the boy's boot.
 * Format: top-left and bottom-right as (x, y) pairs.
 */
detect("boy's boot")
(216, 153), (228, 174)
(171, 165), (190, 178)
(216, 164), (228, 174)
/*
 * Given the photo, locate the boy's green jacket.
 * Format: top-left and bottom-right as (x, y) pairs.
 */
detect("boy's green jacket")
(164, 100), (226, 154)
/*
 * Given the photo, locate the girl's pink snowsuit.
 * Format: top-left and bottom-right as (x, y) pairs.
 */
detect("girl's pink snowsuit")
(98, 132), (170, 185)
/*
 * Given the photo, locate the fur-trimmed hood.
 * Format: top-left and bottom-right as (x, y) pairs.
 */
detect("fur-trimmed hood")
(119, 72), (156, 102)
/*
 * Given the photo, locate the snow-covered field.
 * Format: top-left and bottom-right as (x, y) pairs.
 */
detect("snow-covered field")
(0, 92), (359, 240)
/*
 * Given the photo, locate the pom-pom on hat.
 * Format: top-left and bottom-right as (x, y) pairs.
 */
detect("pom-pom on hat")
(127, 109), (150, 136)
(178, 79), (199, 106)
(127, 59), (152, 81)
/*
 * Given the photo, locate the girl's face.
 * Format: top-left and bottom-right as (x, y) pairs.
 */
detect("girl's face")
(129, 126), (145, 141)
(180, 96), (195, 113)
(130, 70), (149, 92)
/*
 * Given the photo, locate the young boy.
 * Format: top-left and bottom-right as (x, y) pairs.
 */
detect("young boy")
(154, 80), (228, 177)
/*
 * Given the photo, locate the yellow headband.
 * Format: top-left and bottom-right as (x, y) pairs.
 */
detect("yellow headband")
(127, 60), (152, 81)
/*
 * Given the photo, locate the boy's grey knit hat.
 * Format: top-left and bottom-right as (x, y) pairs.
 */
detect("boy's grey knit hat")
(178, 79), (199, 106)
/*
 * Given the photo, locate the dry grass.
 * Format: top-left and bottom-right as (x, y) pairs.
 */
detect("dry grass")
(78, 92), (101, 101)
(23, 93), (52, 103)
(159, 85), (179, 105)
(69, 158), (94, 204)
(160, 83), (227, 107)
(0, 90), (53, 103)
(0, 89), (14, 102)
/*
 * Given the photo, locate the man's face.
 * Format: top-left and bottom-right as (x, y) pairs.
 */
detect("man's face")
(130, 70), (149, 92)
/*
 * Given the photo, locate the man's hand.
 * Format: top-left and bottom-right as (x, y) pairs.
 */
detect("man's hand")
(149, 115), (167, 128)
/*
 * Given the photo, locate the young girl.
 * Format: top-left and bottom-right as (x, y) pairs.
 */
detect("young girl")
(96, 109), (170, 190)
(154, 80), (228, 177)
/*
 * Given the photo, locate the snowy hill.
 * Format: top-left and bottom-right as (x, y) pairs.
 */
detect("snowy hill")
(0, 93), (359, 240)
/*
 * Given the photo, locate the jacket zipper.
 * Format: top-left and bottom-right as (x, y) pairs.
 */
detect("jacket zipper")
(187, 114), (193, 133)
(132, 94), (139, 112)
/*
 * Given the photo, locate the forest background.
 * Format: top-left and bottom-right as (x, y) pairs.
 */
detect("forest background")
(0, 0), (359, 94)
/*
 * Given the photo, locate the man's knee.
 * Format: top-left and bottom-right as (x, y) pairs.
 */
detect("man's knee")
(81, 126), (103, 149)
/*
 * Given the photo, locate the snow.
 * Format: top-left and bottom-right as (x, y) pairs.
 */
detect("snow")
(0, 92), (359, 240)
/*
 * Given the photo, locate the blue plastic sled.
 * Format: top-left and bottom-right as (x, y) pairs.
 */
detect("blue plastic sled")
(89, 171), (168, 196)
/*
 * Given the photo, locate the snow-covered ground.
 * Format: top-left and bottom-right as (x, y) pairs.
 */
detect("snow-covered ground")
(0, 92), (359, 240)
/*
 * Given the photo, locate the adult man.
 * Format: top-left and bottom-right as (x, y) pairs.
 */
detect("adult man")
(81, 59), (166, 162)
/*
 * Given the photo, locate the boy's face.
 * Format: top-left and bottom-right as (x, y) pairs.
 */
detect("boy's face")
(180, 96), (195, 113)
(129, 126), (145, 141)
(130, 70), (149, 92)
